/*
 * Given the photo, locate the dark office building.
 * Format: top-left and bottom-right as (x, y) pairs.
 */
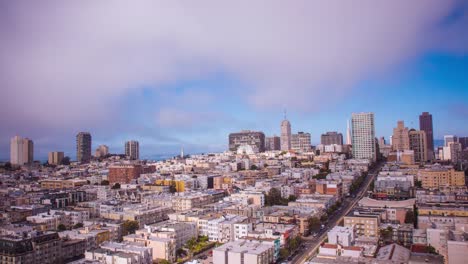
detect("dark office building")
(265, 136), (281, 151)
(458, 137), (468, 150)
(321, 131), (343, 145)
(229, 130), (265, 153)
(419, 112), (434, 159)
(76, 132), (92, 163)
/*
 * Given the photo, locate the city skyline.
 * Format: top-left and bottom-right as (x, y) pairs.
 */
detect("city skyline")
(1, 1), (468, 159)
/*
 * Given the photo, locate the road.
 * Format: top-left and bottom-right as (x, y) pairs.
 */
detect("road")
(290, 161), (384, 264)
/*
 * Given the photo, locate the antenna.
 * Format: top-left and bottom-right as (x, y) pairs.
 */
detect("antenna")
(284, 109), (287, 120)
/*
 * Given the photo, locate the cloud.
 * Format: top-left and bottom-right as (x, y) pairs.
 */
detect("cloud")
(0, 0), (467, 155)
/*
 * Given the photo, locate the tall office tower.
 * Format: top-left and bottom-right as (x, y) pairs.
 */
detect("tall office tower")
(265, 136), (281, 151)
(291, 132), (312, 152)
(280, 115), (292, 151)
(76, 132), (92, 163)
(95, 145), (109, 158)
(229, 130), (266, 153)
(379, 137), (386, 146)
(444, 135), (457, 147)
(125, 140), (140, 160)
(351, 112), (376, 162)
(48, 151), (64, 165)
(392, 121), (410, 151)
(10, 136), (34, 165)
(321, 131), (343, 145)
(346, 120), (352, 145)
(419, 112), (434, 159)
(409, 130), (427, 163)
(458, 137), (468, 150)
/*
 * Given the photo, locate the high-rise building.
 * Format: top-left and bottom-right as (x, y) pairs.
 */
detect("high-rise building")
(458, 137), (468, 150)
(409, 129), (427, 163)
(48, 151), (64, 165)
(291, 132), (311, 152)
(76, 132), (92, 163)
(392, 121), (409, 151)
(346, 120), (352, 145)
(10, 136), (34, 165)
(125, 140), (140, 160)
(95, 145), (109, 158)
(351, 112), (376, 162)
(280, 116), (291, 151)
(321, 131), (343, 145)
(265, 136), (280, 151)
(229, 131), (265, 153)
(444, 135), (457, 147)
(419, 112), (434, 159)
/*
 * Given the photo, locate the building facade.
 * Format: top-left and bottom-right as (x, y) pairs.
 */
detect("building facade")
(351, 113), (376, 162)
(10, 136), (34, 165)
(291, 132), (311, 152)
(125, 140), (140, 160)
(392, 121), (409, 151)
(409, 130), (427, 163)
(95, 145), (109, 158)
(76, 132), (92, 163)
(108, 164), (143, 184)
(228, 131), (265, 153)
(48, 151), (64, 166)
(280, 118), (292, 151)
(265, 136), (281, 151)
(321, 132), (343, 145)
(419, 112), (434, 160)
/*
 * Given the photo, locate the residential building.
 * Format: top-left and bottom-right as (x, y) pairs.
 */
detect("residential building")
(108, 164), (142, 184)
(125, 140), (139, 160)
(280, 116), (292, 151)
(76, 132), (92, 163)
(445, 135), (457, 147)
(321, 132), (343, 145)
(265, 136), (280, 151)
(229, 131), (265, 153)
(327, 226), (354, 247)
(291, 132), (311, 152)
(10, 135), (34, 165)
(48, 151), (64, 165)
(213, 239), (275, 264)
(95, 145), (109, 158)
(419, 112), (434, 160)
(392, 121), (410, 151)
(409, 130), (427, 163)
(344, 211), (380, 238)
(351, 113), (376, 162)
(418, 166), (465, 189)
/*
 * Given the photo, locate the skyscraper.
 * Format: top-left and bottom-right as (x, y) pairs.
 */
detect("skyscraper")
(76, 132), (92, 163)
(280, 113), (291, 151)
(351, 112), (376, 162)
(409, 129), (427, 163)
(321, 131), (343, 145)
(10, 136), (34, 165)
(48, 151), (64, 165)
(419, 112), (434, 160)
(346, 120), (352, 145)
(291, 132), (311, 152)
(125, 140), (140, 160)
(392, 121), (410, 151)
(444, 135), (457, 147)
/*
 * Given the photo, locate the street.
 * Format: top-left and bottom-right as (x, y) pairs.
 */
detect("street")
(290, 161), (385, 264)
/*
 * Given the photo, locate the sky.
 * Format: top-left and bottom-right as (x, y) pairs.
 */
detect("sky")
(1, 0), (467, 160)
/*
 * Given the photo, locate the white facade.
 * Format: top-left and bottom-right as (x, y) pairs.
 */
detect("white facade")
(351, 112), (376, 162)
(327, 226), (354, 247)
(10, 135), (33, 165)
(125, 140), (140, 160)
(280, 119), (291, 151)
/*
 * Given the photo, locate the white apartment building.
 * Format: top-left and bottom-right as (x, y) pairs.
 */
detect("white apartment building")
(351, 112), (376, 162)
(213, 240), (275, 264)
(327, 226), (354, 247)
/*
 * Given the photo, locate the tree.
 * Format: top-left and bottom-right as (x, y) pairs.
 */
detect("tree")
(176, 248), (186, 257)
(280, 248), (290, 259)
(265, 188), (284, 206)
(159, 260), (172, 264)
(57, 224), (67, 231)
(288, 195), (297, 202)
(101, 180), (110, 185)
(122, 220), (139, 235)
(73, 223), (84, 229)
(186, 237), (197, 252)
(61, 156), (71, 165)
(250, 164), (258, 170)
(169, 182), (177, 193)
(308, 217), (321, 233)
(111, 183), (121, 189)
(405, 210), (415, 224)
(415, 180), (422, 188)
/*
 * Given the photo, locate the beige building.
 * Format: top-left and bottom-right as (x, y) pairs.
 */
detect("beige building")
(48, 151), (64, 165)
(213, 240), (275, 264)
(418, 168), (465, 189)
(10, 136), (34, 165)
(95, 144), (109, 158)
(124, 233), (176, 262)
(291, 132), (311, 152)
(40, 179), (88, 189)
(344, 213), (380, 238)
(392, 121), (410, 151)
(409, 130), (427, 163)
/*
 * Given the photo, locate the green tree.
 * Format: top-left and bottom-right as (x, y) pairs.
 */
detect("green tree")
(73, 223), (84, 229)
(159, 260), (172, 264)
(101, 180), (110, 185)
(288, 195), (297, 202)
(169, 182), (177, 193)
(265, 188), (284, 206)
(57, 224), (67, 231)
(415, 180), (422, 188)
(122, 220), (139, 235)
(250, 164), (258, 170)
(280, 248), (290, 259)
(308, 217), (321, 233)
(112, 183), (121, 189)
(405, 210), (415, 224)
(186, 237), (197, 252)
(176, 248), (186, 257)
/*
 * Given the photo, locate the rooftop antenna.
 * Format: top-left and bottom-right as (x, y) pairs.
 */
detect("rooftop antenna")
(284, 109), (287, 120)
